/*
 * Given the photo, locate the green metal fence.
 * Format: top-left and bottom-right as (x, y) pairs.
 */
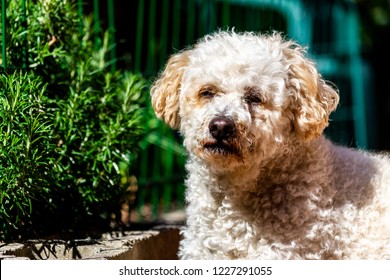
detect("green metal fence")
(1, 0), (370, 222)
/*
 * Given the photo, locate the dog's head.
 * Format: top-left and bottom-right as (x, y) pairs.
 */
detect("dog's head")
(151, 31), (339, 169)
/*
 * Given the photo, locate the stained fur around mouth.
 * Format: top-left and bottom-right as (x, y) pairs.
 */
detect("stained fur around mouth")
(203, 140), (241, 156)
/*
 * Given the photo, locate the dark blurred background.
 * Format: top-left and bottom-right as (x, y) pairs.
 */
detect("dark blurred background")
(355, 0), (390, 151)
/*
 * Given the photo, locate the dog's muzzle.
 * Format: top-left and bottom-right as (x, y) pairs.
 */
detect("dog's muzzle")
(203, 116), (240, 156)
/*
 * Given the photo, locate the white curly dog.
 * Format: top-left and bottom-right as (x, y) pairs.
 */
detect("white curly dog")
(151, 31), (390, 259)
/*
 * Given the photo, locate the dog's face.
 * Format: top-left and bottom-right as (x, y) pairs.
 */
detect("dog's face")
(151, 31), (339, 170)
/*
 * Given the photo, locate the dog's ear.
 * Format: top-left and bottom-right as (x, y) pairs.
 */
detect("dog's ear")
(151, 51), (190, 129)
(283, 44), (339, 141)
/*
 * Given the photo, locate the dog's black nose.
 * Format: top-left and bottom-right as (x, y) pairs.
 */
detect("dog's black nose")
(209, 116), (235, 140)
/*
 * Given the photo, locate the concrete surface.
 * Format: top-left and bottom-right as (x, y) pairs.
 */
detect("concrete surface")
(0, 226), (181, 260)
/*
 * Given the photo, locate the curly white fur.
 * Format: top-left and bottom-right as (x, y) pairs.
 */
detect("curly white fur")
(151, 31), (390, 259)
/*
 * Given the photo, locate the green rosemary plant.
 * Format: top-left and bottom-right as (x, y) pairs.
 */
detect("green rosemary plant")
(0, 71), (56, 238)
(0, 0), (148, 240)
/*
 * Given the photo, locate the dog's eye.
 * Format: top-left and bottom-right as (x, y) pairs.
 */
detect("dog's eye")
(244, 87), (264, 105)
(200, 90), (215, 98)
(199, 86), (217, 99)
(245, 95), (262, 104)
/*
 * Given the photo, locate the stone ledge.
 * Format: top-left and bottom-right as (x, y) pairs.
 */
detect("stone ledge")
(0, 226), (181, 260)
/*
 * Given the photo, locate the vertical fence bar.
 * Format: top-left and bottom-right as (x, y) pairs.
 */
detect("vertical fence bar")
(347, 4), (367, 148)
(146, 0), (156, 75)
(162, 134), (174, 212)
(107, 0), (116, 71)
(204, 0), (216, 35)
(134, 0), (144, 72)
(185, 0), (195, 44)
(172, 0), (181, 49)
(177, 155), (186, 209)
(93, 0), (100, 47)
(151, 146), (161, 218)
(135, 0), (146, 217)
(159, 0), (169, 68)
(1, 0), (7, 69)
(221, 1), (230, 29)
